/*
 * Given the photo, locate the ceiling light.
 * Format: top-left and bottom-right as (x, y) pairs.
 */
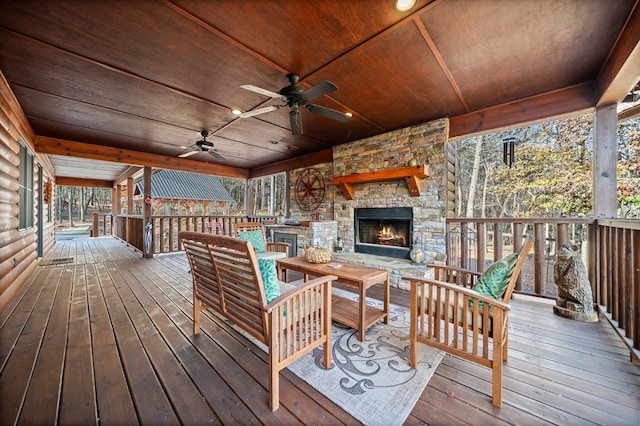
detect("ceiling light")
(230, 108), (243, 116)
(345, 112), (353, 118)
(395, 0), (416, 12)
(285, 145), (300, 151)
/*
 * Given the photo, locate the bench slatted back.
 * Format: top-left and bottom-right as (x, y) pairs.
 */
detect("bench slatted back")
(181, 232), (224, 315)
(207, 235), (269, 343)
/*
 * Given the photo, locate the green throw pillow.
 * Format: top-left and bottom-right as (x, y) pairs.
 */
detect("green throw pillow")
(471, 253), (519, 307)
(257, 258), (280, 303)
(237, 229), (266, 253)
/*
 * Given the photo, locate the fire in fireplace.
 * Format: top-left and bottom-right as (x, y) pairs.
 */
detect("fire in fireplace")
(354, 208), (412, 259)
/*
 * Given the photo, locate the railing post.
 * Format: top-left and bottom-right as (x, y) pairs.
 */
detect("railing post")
(493, 223), (503, 261)
(476, 222), (486, 272)
(461, 221), (468, 269)
(92, 212), (99, 237)
(557, 223), (569, 248)
(513, 223), (523, 291)
(534, 223), (545, 295)
(159, 217), (165, 253)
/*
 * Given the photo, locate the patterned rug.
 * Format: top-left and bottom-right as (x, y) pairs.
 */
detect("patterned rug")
(240, 289), (444, 426)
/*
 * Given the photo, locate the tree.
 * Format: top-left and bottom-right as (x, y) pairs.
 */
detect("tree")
(456, 113), (640, 219)
(466, 136), (483, 217)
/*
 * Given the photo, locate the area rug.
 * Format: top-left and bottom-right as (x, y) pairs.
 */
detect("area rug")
(238, 289), (444, 426)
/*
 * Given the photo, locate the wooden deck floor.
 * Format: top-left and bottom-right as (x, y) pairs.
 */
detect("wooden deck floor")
(1, 237), (638, 425)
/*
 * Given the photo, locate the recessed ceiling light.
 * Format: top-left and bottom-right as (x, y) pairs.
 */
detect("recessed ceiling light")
(395, 0), (416, 12)
(230, 108), (243, 116)
(346, 112), (353, 118)
(270, 140), (279, 144)
(285, 145), (300, 151)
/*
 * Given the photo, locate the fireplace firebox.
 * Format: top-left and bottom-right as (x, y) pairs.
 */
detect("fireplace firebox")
(354, 208), (412, 259)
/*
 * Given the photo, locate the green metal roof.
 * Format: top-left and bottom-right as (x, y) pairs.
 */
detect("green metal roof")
(135, 170), (234, 202)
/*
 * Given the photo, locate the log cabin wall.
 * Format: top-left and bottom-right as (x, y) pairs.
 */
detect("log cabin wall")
(0, 72), (55, 313)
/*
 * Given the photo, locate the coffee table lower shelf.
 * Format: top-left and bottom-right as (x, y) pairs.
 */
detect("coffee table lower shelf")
(331, 294), (387, 332)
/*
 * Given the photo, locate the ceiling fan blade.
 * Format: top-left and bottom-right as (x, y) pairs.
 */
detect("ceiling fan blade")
(239, 104), (283, 118)
(240, 84), (283, 99)
(305, 104), (351, 122)
(290, 110), (303, 135)
(302, 80), (338, 101)
(178, 150), (199, 158)
(208, 150), (226, 162)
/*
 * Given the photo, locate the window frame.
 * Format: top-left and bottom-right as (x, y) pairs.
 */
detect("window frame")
(18, 140), (35, 230)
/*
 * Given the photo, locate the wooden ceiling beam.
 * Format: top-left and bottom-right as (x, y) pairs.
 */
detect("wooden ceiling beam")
(597, 2), (640, 106)
(618, 103), (640, 122)
(249, 149), (333, 178)
(114, 166), (143, 186)
(448, 82), (596, 139)
(55, 176), (113, 188)
(36, 136), (249, 179)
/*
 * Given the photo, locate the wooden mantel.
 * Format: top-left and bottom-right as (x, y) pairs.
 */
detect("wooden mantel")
(332, 165), (430, 200)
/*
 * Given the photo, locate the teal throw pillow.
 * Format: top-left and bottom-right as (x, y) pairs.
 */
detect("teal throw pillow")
(238, 229), (266, 253)
(258, 258), (280, 303)
(471, 253), (519, 307)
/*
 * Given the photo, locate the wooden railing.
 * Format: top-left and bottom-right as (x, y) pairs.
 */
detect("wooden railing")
(98, 214), (277, 254)
(150, 215), (242, 254)
(445, 217), (595, 297)
(91, 213), (114, 237)
(446, 217), (638, 360)
(593, 219), (639, 360)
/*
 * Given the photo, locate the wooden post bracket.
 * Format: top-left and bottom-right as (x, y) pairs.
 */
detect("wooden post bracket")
(331, 165), (430, 200)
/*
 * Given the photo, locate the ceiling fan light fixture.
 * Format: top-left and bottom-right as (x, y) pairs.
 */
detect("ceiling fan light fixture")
(395, 0), (416, 12)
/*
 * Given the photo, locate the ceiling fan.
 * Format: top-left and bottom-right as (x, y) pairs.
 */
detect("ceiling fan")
(239, 73), (351, 135)
(179, 130), (225, 161)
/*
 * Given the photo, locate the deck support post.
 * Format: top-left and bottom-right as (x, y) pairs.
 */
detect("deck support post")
(143, 166), (153, 258)
(593, 104), (617, 219)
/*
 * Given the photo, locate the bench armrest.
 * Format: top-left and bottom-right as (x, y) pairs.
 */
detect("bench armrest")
(267, 241), (291, 254)
(265, 274), (337, 313)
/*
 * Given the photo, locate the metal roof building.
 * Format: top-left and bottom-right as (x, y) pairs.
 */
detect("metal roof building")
(135, 170), (234, 202)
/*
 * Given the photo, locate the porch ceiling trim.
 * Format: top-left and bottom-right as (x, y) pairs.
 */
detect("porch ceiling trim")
(449, 82), (596, 139)
(35, 136), (249, 180)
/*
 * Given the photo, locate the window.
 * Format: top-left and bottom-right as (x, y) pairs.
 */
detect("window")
(251, 172), (287, 216)
(18, 141), (34, 229)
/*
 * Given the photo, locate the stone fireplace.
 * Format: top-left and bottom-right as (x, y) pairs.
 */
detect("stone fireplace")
(332, 118), (450, 272)
(354, 207), (412, 259)
(288, 118), (450, 290)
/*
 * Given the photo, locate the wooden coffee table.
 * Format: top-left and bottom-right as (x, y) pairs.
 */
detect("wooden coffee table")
(277, 257), (389, 341)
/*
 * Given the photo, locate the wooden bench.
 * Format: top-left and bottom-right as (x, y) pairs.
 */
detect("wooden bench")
(179, 231), (336, 411)
(404, 237), (534, 407)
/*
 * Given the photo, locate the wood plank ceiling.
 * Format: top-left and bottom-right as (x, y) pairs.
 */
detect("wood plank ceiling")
(0, 0), (638, 181)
